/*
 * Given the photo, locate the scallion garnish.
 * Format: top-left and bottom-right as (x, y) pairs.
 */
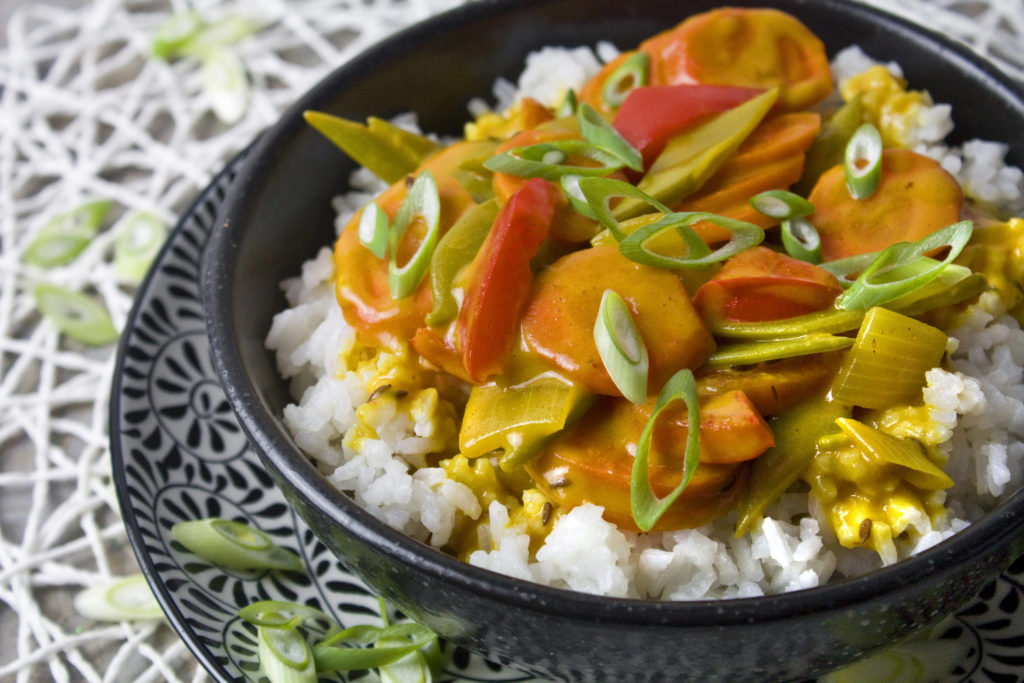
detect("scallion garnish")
(602, 52), (650, 108)
(312, 623), (439, 673)
(238, 601), (334, 631)
(577, 176), (672, 241)
(618, 212), (764, 269)
(200, 45), (249, 124)
(358, 201), (390, 258)
(114, 210), (169, 283)
(780, 217), (823, 264)
(844, 123), (883, 199)
(819, 250), (879, 288)
(577, 103), (643, 172)
(556, 88), (578, 117)
(836, 220), (974, 311)
(561, 175), (597, 219)
(258, 622), (318, 683)
(749, 189), (814, 220)
(151, 10), (204, 59)
(594, 289), (649, 404)
(631, 369), (701, 532)
(483, 139), (624, 181)
(24, 200), (112, 268)
(33, 284), (118, 346)
(73, 574), (164, 622)
(171, 518), (304, 572)
(389, 171), (441, 299)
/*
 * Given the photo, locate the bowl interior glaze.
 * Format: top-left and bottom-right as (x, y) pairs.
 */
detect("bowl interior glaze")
(205, 0), (1024, 679)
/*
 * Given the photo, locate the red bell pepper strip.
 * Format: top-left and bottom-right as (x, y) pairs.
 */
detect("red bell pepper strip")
(458, 177), (560, 382)
(613, 84), (762, 167)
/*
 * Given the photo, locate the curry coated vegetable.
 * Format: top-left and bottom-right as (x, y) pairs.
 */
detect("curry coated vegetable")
(309, 5), (1003, 555)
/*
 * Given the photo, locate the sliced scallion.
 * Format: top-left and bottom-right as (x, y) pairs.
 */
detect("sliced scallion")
(24, 200), (112, 268)
(389, 171), (441, 299)
(358, 201), (390, 259)
(483, 139), (623, 181)
(171, 518), (304, 572)
(200, 45), (248, 124)
(151, 10), (204, 59)
(556, 88), (578, 118)
(819, 250), (878, 288)
(577, 176), (671, 241)
(258, 623), (318, 683)
(780, 217), (823, 264)
(313, 623), (438, 673)
(33, 284), (118, 346)
(844, 123), (883, 199)
(577, 102), (643, 172)
(618, 212), (764, 269)
(594, 290), (648, 404)
(238, 600), (334, 631)
(561, 174), (597, 219)
(631, 369), (701, 532)
(602, 52), (650, 108)
(73, 574), (164, 622)
(837, 220), (974, 311)
(749, 189), (814, 220)
(114, 210), (169, 283)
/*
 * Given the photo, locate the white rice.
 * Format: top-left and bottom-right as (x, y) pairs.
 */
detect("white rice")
(266, 44), (1024, 599)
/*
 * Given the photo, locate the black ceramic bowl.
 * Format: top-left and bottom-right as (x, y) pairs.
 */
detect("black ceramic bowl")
(204, 0), (1024, 680)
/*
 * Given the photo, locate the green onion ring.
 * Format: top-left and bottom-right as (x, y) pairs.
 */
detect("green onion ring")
(618, 212), (764, 269)
(389, 170), (442, 299)
(602, 51), (650, 108)
(844, 123), (883, 199)
(24, 199), (112, 269)
(631, 369), (701, 532)
(483, 139), (624, 181)
(780, 217), (823, 264)
(749, 189), (814, 220)
(258, 623), (318, 681)
(577, 102), (643, 171)
(358, 201), (390, 259)
(114, 210), (169, 283)
(239, 601), (335, 631)
(577, 176), (672, 240)
(561, 174), (597, 219)
(556, 88), (578, 118)
(33, 284), (118, 346)
(819, 251), (879, 288)
(594, 289), (649, 404)
(171, 518), (304, 572)
(837, 220), (974, 311)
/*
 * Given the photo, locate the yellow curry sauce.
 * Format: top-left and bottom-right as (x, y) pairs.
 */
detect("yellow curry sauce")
(311, 7), (1024, 564)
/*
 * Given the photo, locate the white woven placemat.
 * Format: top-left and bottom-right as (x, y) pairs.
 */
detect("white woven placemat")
(0, 0), (1021, 681)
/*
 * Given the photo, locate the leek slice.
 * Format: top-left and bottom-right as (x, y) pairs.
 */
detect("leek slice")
(835, 418), (954, 490)
(831, 308), (947, 410)
(735, 394), (851, 536)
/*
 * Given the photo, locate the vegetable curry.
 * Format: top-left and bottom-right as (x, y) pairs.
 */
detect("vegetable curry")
(306, 7), (1024, 565)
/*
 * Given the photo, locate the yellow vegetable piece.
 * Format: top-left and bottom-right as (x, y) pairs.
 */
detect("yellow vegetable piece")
(831, 307), (947, 410)
(840, 65), (933, 148)
(835, 418), (954, 491)
(304, 111), (442, 183)
(459, 377), (593, 471)
(613, 88), (779, 220)
(955, 217), (1024, 316)
(735, 392), (851, 536)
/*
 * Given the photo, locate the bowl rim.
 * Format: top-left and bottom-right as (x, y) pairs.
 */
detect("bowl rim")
(205, 0), (1024, 627)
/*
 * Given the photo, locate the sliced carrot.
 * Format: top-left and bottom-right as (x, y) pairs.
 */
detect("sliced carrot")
(639, 8), (833, 111)
(334, 173), (475, 350)
(675, 112), (821, 242)
(693, 246), (843, 325)
(809, 148), (965, 261)
(525, 394), (751, 532)
(696, 352), (844, 416)
(521, 245), (715, 397)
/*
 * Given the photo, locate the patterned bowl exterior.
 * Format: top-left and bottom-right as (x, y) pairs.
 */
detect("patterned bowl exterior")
(202, 0), (1024, 680)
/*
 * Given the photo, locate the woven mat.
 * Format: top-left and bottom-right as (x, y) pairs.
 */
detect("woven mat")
(0, 0), (1021, 680)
